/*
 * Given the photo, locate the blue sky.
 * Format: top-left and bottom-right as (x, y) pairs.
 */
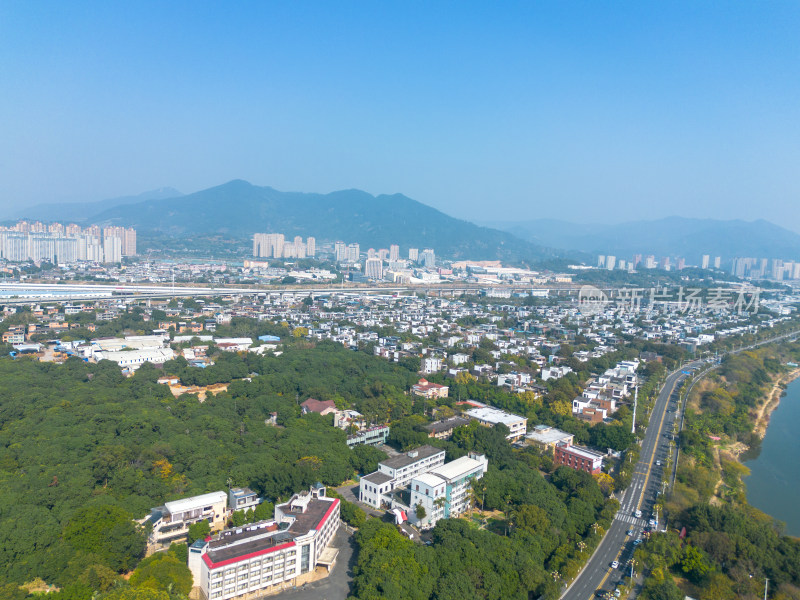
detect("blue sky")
(2, 2), (799, 229)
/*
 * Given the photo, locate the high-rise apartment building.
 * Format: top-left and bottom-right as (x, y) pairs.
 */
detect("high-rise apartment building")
(420, 248), (435, 268)
(408, 248), (419, 262)
(103, 226), (137, 256)
(103, 235), (122, 263)
(389, 244), (399, 261)
(334, 241), (347, 262)
(364, 257), (383, 280)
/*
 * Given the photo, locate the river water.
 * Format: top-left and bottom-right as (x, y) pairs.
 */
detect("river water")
(742, 376), (800, 536)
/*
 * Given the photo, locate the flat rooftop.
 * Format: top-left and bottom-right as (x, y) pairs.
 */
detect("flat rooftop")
(412, 472), (445, 488)
(281, 497), (338, 536)
(526, 426), (573, 445)
(206, 525), (291, 565)
(362, 472), (393, 485)
(165, 491), (227, 514)
(423, 417), (470, 434)
(204, 497), (338, 566)
(559, 443), (604, 461)
(465, 406), (525, 426)
(380, 445), (444, 470)
(429, 455), (485, 482)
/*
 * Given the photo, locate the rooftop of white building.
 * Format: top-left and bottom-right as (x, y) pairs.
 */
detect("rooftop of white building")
(465, 406), (525, 426)
(165, 491), (227, 515)
(430, 454), (486, 482)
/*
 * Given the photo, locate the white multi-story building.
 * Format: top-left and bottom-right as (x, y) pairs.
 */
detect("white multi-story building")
(143, 491), (229, 550)
(408, 452), (488, 529)
(464, 403), (527, 441)
(359, 445), (446, 508)
(421, 356), (443, 374)
(189, 485), (340, 600)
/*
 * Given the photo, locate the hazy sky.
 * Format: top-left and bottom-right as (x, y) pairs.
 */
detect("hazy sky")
(2, 2), (799, 229)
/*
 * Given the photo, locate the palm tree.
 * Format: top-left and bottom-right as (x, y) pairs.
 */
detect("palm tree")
(433, 496), (446, 521)
(469, 477), (486, 515)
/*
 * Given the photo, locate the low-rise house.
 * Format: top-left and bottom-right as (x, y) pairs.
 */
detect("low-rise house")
(541, 365), (573, 381)
(411, 378), (449, 399)
(525, 424), (575, 452)
(228, 487), (261, 513)
(346, 425), (390, 448)
(95, 347), (175, 370)
(301, 398), (337, 416)
(464, 402), (528, 441)
(214, 337), (252, 351)
(423, 416), (471, 440)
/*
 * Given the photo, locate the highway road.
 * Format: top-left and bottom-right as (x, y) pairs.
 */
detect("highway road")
(561, 361), (701, 600)
(561, 329), (800, 600)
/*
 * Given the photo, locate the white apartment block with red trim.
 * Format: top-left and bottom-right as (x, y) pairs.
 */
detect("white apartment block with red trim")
(189, 486), (340, 600)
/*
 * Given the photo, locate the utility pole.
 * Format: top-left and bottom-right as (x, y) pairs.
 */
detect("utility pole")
(631, 384), (638, 435)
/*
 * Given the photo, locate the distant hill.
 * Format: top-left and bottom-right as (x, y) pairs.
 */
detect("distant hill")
(8, 187), (183, 223)
(486, 216), (800, 262)
(88, 180), (559, 262)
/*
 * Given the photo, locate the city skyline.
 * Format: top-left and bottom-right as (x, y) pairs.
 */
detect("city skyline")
(2, 3), (800, 229)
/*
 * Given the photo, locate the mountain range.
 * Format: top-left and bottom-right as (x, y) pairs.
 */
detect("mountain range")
(485, 217), (800, 263)
(9, 188), (183, 223)
(88, 180), (558, 262)
(7, 180), (800, 263)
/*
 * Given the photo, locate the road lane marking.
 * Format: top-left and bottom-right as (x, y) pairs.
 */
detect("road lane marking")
(636, 374), (680, 512)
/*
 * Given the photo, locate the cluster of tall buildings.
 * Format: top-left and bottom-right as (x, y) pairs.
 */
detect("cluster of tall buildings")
(731, 257), (800, 281)
(334, 241), (361, 264)
(0, 221), (136, 264)
(253, 234), (436, 280)
(597, 253), (722, 272)
(253, 233), (316, 259)
(340, 243), (435, 280)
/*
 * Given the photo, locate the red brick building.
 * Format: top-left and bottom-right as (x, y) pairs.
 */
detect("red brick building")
(554, 442), (603, 474)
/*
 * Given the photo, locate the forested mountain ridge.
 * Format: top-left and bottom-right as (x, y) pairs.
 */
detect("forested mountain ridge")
(89, 179), (561, 262)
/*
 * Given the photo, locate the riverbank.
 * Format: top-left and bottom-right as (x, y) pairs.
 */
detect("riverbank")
(725, 366), (800, 460)
(752, 367), (800, 439)
(741, 371), (800, 537)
